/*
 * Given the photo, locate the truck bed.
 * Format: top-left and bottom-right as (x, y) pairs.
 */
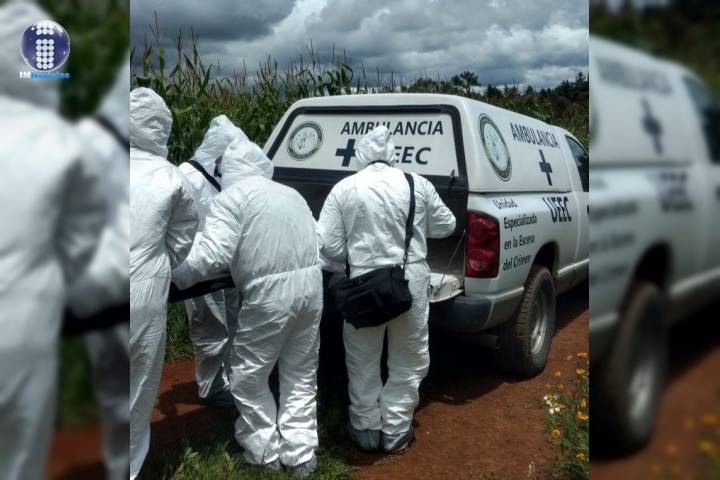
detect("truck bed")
(427, 235), (465, 277)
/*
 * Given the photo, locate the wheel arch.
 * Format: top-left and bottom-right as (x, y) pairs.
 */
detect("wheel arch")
(631, 243), (672, 291)
(533, 242), (559, 278)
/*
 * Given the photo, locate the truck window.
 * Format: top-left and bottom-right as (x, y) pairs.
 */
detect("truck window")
(565, 136), (589, 192)
(684, 76), (720, 164)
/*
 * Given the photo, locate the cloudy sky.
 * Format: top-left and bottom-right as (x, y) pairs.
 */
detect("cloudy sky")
(131, 0), (589, 89)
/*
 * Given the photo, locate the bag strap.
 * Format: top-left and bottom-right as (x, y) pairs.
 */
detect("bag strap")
(403, 173), (415, 269)
(93, 114), (129, 153)
(343, 172), (416, 275)
(188, 160), (221, 192)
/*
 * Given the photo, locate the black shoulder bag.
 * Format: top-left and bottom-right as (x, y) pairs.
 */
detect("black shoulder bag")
(332, 173), (416, 329)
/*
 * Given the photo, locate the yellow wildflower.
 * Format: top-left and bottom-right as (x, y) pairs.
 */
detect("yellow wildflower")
(576, 351), (588, 359)
(575, 452), (586, 462)
(554, 370), (562, 377)
(551, 429), (561, 439)
(565, 354), (573, 361)
(576, 411), (589, 421)
(580, 399), (587, 409)
(699, 441), (714, 454)
(557, 383), (565, 390)
(576, 368), (587, 376)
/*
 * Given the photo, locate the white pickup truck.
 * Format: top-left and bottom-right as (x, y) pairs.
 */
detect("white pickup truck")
(264, 93), (589, 377)
(590, 37), (720, 451)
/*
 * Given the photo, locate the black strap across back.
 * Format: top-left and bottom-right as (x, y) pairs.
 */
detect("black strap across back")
(402, 172), (416, 268)
(188, 160), (222, 192)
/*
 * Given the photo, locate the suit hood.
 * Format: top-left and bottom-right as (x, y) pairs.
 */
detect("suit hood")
(355, 125), (397, 170)
(221, 140), (274, 188)
(191, 115), (248, 171)
(130, 87), (172, 158)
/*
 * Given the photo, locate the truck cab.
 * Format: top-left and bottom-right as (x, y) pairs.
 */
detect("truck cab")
(590, 37), (720, 452)
(265, 93), (589, 376)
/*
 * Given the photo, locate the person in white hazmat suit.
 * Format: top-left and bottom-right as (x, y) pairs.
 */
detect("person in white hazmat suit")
(173, 140), (323, 477)
(178, 115), (248, 407)
(65, 56), (131, 480)
(0, 3), (106, 479)
(130, 87), (199, 479)
(317, 125), (456, 453)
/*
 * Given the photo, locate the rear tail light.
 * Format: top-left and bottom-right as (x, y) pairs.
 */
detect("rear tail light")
(465, 212), (500, 277)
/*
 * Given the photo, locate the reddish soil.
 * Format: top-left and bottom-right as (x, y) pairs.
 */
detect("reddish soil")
(348, 285), (588, 480)
(146, 284), (588, 479)
(149, 360), (237, 451)
(591, 306), (720, 480)
(47, 284), (589, 479)
(47, 424), (103, 480)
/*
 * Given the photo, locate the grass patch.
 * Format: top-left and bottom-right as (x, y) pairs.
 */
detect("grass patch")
(139, 370), (357, 479)
(56, 338), (98, 428)
(139, 437), (353, 480)
(166, 302), (194, 362)
(146, 310), (360, 479)
(541, 352), (589, 480)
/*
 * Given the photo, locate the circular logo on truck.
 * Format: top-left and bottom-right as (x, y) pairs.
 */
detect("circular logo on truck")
(287, 122), (323, 161)
(479, 115), (511, 181)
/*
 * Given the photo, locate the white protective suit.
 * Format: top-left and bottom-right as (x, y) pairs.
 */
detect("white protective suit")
(178, 116), (247, 402)
(0, 3), (106, 479)
(318, 126), (456, 448)
(67, 57), (131, 480)
(173, 141), (323, 468)
(130, 88), (198, 479)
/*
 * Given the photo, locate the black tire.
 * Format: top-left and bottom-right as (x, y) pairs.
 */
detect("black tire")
(591, 282), (667, 454)
(493, 265), (556, 377)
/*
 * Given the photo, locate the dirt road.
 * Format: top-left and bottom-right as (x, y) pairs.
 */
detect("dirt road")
(48, 284), (588, 479)
(347, 284), (588, 480)
(148, 284), (587, 479)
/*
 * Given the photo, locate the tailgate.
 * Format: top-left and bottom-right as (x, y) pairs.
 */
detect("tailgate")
(428, 236), (465, 303)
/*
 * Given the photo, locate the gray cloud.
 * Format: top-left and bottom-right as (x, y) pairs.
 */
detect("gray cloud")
(131, 0), (588, 88)
(130, 0), (295, 41)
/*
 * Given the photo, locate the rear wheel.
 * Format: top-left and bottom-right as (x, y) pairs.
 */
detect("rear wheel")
(592, 281), (667, 453)
(493, 265), (556, 377)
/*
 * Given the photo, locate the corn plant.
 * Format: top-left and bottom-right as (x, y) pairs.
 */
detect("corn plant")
(131, 19), (589, 166)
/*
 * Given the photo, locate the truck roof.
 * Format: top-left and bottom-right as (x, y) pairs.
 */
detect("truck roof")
(286, 93), (557, 127)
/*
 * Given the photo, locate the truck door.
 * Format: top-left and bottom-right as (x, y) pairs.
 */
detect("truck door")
(684, 76), (720, 275)
(561, 135), (590, 279)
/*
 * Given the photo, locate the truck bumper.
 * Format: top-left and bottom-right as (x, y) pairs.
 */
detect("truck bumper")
(429, 287), (523, 334)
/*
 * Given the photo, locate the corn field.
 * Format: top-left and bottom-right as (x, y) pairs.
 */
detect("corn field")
(131, 21), (589, 165)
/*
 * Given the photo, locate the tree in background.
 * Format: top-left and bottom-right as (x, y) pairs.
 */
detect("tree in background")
(591, 1), (720, 95)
